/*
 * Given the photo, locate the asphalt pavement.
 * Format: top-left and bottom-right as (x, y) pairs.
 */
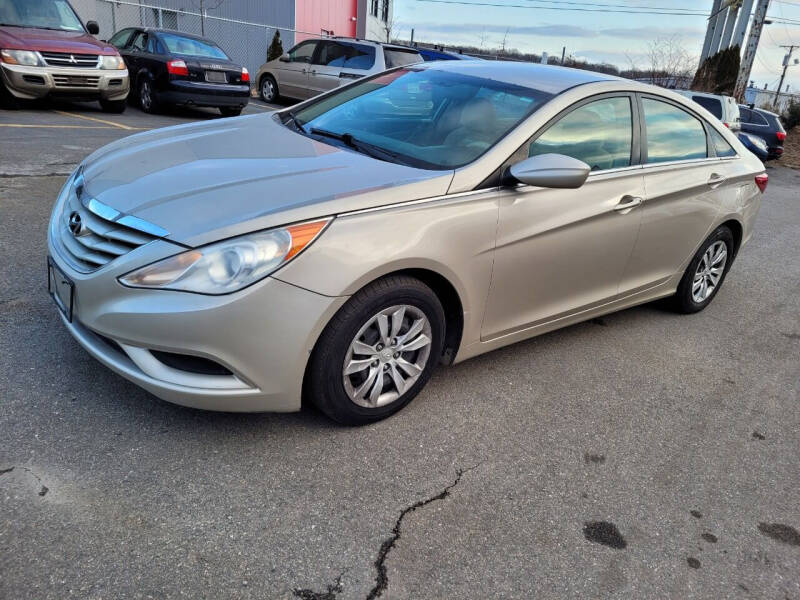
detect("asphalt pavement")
(1, 100), (799, 600)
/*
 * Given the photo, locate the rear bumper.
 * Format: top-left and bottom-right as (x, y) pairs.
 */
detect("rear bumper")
(160, 80), (251, 108)
(0, 62), (129, 101)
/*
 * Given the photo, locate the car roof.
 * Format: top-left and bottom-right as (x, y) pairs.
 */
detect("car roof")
(416, 60), (621, 94)
(742, 105), (780, 117)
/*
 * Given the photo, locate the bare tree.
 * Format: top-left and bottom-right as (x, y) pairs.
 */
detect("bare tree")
(641, 36), (696, 88)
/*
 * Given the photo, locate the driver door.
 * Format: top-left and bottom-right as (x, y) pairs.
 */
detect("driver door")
(276, 41), (317, 99)
(481, 94), (646, 340)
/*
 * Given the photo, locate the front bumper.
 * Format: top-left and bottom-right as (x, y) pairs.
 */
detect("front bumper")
(160, 80), (250, 108)
(0, 62), (129, 101)
(48, 235), (347, 412)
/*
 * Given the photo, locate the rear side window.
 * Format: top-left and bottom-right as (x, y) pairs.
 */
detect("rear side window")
(692, 95), (723, 120)
(750, 111), (769, 126)
(739, 107), (752, 123)
(384, 49), (422, 68)
(643, 98), (708, 163)
(528, 96), (633, 171)
(709, 128), (737, 158)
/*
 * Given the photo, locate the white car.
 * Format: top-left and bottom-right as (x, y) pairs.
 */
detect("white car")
(675, 90), (741, 131)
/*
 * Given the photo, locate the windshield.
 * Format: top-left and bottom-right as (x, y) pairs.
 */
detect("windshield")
(292, 68), (553, 169)
(0, 0), (84, 31)
(160, 33), (229, 60)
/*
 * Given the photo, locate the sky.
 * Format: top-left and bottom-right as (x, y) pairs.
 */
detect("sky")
(393, 0), (800, 94)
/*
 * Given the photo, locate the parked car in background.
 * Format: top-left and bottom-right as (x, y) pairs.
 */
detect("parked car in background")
(739, 104), (786, 160)
(675, 90), (741, 130)
(0, 0), (129, 112)
(416, 47), (477, 61)
(738, 131), (769, 161)
(109, 28), (249, 116)
(47, 62), (766, 424)
(255, 37), (422, 103)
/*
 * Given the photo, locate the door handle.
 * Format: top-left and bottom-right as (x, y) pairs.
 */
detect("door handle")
(613, 196), (643, 212)
(708, 173), (726, 188)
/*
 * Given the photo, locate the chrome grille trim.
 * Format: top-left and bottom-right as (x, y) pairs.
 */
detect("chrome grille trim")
(53, 75), (100, 88)
(40, 51), (100, 68)
(56, 172), (169, 272)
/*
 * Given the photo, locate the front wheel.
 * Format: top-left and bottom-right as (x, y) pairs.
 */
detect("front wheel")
(671, 226), (735, 313)
(100, 99), (126, 113)
(260, 75), (278, 103)
(307, 276), (445, 425)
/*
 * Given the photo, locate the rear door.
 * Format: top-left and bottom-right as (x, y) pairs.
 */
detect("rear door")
(620, 95), (731, 294)
(481, 94), (645, 339)
(275, 41), (317, 99)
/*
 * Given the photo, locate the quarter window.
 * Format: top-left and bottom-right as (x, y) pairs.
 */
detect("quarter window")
(528, 97), (633, 171)
(643, 98), (708, 163)
(709, 128), (737, 158)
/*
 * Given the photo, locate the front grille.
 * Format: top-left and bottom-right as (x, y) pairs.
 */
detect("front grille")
(53, 75), (100, 88)
(56, 174), (167, 272)
(40, 51), (99, 68)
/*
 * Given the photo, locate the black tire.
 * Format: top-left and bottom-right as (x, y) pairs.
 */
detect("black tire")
(307, 276), (446, 425)
(219, 107), (242, 117)
(259, 74), (279, 103)
(100, 99), (126, 113)
(671, 225), (735, 314)
(0, 79), (20, 110)
(138, 78), (159, 113)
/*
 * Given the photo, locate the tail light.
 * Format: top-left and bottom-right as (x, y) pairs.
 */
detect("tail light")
(167, 59), (189, 76)
(776, 131), (786, 143)
(723, 122), (730, 128)
(241, 67), (250, 82)
(754, 173), (768, 193)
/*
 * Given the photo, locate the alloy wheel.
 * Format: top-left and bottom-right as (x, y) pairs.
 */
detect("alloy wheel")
(261, 79), (275, 102)
(342, 305), (432, 408)
(692, 241), (727, 303)
(140, 80), (152, 111)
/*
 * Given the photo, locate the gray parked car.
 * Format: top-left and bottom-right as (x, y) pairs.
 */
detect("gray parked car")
(255, 37), (422, 103)
(48, 62), (766, 424)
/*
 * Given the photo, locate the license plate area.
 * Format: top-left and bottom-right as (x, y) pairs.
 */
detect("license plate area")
(48, 257), (74, 322)
(205, 70), (227, 83)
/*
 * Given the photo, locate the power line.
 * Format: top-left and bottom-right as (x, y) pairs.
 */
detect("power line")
(414, 0), (709, 16)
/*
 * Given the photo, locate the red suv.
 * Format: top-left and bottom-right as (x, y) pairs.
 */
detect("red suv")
(0, 0), (129, 112)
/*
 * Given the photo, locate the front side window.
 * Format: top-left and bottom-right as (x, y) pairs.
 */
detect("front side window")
(109, 29), (135, 49)
(528, 97), (632, 171)
(130, 32), (148, 52)
(0, 0), (83, 31)
(292, 68), (552, 169)
(287, 41), (316, 63)
(692, 95), (723, 120)
(643, 98), (708, 163)
(709, 128), (737, 158)
(160, 33), (228, 59)
(384, 48), (422, 68)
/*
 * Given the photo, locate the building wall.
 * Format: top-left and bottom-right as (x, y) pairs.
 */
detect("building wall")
(356, 0), (392, 41)
(295, 0), (357, 41)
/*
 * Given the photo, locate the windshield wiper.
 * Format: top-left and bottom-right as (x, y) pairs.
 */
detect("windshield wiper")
(308, 128), (413, 166)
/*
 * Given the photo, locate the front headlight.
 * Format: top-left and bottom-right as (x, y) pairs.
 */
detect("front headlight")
(0, 49), (44, 67)
(119, 219), (331, 294)
(100, 55), (126, 70)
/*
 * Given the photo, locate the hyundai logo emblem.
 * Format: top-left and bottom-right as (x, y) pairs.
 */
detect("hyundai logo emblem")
(68, 211), (84, 236)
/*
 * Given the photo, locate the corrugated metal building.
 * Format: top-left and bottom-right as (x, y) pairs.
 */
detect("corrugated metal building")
(70, 0), (392, 75)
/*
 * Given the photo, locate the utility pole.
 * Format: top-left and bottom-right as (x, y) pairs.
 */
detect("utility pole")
(775, 45), (798, 108)
(733, 0), (771, 102)
(560, 46), (566, 65)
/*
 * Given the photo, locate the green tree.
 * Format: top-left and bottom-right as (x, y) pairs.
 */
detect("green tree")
(783, 100), (800, 131)
(267, 30), (284, 62)
(691, 46), (741, 95)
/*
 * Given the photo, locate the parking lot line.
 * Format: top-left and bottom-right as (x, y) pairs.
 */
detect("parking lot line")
(0, 123), (116, 129)
(52, 110), (143, 131)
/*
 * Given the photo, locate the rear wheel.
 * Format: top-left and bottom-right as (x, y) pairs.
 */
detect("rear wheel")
(138, 78), (159, 113)
(260, 75), (278, 103)
(307, 276), (445, 425)
(100, 99), (126, 113)
(671, 226), (735, 313)
(219, 107), (242, 117)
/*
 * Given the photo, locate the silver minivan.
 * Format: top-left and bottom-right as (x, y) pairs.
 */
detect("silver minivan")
(255, 37), (422, 103)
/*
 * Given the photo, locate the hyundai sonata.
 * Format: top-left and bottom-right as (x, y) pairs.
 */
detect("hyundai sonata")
(48, 61), (766, 424)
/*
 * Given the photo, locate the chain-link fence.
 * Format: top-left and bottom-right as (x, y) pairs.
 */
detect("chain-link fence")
(71, 0), (328, 82)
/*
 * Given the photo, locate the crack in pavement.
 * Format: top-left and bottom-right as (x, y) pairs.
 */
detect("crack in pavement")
(365, 464), (480, 600)
(0, 466), (48, 496)
(293, 570), (346, 600)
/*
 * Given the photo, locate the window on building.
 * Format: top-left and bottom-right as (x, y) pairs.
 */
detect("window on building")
(528, 97), (633, 171)
(370, 0), (379, 17)
(643, 98), (708, 163)
(381, 0), (390, 22)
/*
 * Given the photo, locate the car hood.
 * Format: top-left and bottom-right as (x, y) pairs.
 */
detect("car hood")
(0, 26), (116, 55)
(80, 114), (454, 247)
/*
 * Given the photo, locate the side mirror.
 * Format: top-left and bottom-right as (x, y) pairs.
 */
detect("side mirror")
(507, 153), (591, 189)
(279, 53), (290, 62)
(86, 21), (100, 35)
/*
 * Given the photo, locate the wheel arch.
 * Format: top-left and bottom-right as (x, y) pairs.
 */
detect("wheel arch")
(719, 218), (743, 257)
